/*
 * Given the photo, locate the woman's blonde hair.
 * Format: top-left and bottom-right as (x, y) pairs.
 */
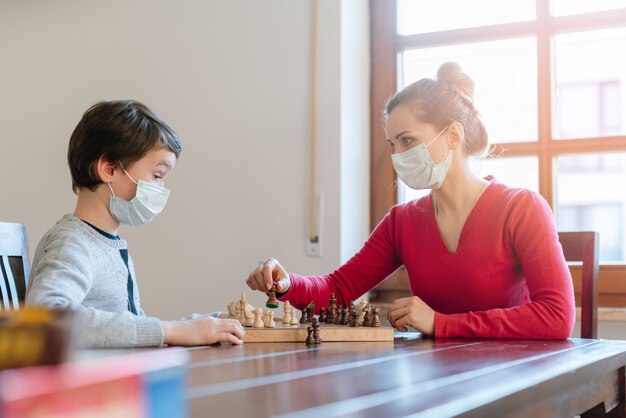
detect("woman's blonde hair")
(384, 62), (488, 156)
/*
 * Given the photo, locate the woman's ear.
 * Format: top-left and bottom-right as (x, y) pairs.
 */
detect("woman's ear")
(95, 156), (117, 183)
(447, 121), (464, 150)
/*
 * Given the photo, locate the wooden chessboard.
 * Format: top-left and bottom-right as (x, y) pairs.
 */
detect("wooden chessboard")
(242, 322), (394, 343)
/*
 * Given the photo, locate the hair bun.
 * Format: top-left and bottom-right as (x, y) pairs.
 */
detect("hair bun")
(436, 62), (475, 99)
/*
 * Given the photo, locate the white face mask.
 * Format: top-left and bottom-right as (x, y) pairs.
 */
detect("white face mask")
(108, 168), (170, 226)
(391, 126), (451, 190)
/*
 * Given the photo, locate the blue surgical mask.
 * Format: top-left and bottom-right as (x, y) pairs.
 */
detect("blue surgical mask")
(108, 168), (170, 226)
(391, 125), (451, 190)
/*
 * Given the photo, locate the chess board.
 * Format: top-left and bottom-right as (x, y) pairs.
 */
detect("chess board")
(242, 322), (394, 343)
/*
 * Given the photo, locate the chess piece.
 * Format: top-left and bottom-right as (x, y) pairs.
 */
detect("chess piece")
(329, 293), (338, 310)
(327, 306), (336, 323)
(312, 317), (321, 344)
(306, 306), (314, 322)
(266, 311), (276, 328)
(357, 300), (368, 326)
(318, 307), (327, 322)
(253, 308), (264, 328)
(266, 284), (278, 309)
(227, 300), (241, 319)
(300, 309), (308, 323)
(306, 326), (314, 345)
(290, 308), (299, 325)
(340, 308), (348, 325)
(283, 301), (292, 324)
(371, 308), (381, 327)
(240, 293), (256, 327)
(349, 310), (358, 327)
(363, 309), (372, 327)
(348, 301), (355, 315)
(334, 307), (342, 325)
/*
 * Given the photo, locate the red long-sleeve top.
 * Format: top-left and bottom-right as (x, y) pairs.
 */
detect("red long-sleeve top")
(281, 179), (576, 339)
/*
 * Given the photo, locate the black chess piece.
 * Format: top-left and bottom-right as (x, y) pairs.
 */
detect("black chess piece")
(318, 307), (327, 322)
(371, 307), (381, 327)
(327, 306), (336, 323)
(349, 310), (358, 327)
(363, 309), (372, 327)
(300, 309), (308, 324)
(306, 326), (314, 345)
(312, 317), (321, 344)
(340, 308), (348, 325)
(266, 284), (278, 309)
(329, 293), (338, 310)
(306, 306), (314, 323)
(334, 307), (342, 325)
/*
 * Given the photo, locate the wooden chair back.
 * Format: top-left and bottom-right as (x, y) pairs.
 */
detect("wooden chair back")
(0, 222), (30, 311)
(558, 231), (600, 339)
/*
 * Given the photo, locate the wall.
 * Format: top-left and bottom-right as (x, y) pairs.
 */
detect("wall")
(0, 0), (370, 318)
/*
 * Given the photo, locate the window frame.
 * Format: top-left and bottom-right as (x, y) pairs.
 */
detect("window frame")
(369, 0), (626, 306)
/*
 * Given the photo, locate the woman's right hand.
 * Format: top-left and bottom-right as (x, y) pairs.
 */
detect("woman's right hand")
(162, 317), (245, 346)
(246, 258), (291, 293)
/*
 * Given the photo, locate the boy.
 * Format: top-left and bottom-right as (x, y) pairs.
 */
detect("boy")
(26, 100), (244, 347)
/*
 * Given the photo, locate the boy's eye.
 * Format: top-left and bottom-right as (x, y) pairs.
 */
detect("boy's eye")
(153, 174), (162, 180)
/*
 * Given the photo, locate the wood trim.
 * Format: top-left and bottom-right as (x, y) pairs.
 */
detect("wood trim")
(369, 0), (397, 228)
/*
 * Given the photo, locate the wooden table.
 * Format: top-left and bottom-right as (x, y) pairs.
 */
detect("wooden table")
(183, 334), (626, 417)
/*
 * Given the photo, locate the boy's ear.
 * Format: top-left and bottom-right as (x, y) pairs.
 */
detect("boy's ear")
(95, 156), (117, 183)
(447, 121), (464, 150)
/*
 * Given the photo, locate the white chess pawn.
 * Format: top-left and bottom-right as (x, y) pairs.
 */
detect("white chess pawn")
(283, 301), (292, 324)
(253, 308), (264, 328)
(357, 300), (368, 326)
(290, 308), (299, 325)
(266, 311), (276, 328)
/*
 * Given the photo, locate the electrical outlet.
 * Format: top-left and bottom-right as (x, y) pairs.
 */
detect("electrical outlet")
(307, 238), (321, 257)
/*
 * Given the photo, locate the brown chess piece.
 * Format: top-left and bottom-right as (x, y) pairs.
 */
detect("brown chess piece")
(340, 308), (348, 325)
(363, 309), (372, 327)
(306, 306), (314, 323)
(334, 307), (342, 325)
(318, 307), (327, 322)
(312, 317), (321, 344)
(371, 307), (381, 327)
(306, 326), (314, 345)
(329, 293), (338, 310)
(266, 284), (278, 309)
(348, 310), (358, 327)
(327, 306), (336, 323)
(300, 309), (308, 323)
(348, 301), (355, 314)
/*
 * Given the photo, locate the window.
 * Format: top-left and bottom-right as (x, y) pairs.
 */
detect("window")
(370, 1), (626, 302)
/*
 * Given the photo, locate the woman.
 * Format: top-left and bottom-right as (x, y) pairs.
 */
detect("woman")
(246, 62), (575, 339)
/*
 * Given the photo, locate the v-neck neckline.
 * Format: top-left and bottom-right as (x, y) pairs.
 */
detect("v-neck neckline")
(427, 180), (493, 256)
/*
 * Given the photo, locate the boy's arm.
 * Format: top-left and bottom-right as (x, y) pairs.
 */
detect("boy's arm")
(26, 234), (164, 348)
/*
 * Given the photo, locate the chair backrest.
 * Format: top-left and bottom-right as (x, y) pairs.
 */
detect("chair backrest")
(0, 222), (30, 311)
(558, 231), (599, 339)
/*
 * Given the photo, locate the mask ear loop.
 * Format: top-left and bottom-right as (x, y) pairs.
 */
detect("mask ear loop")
(107, 183), (116, 197)
(425, 125), (450, 148)
(119, 162), (139, 185)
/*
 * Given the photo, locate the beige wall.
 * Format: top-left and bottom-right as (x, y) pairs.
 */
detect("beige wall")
(0, 0), (370, 318)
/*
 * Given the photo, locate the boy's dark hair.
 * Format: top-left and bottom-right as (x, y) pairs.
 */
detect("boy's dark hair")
(67, 100), (182, 193)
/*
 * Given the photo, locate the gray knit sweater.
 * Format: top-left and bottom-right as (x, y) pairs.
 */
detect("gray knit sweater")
(27, 214), (164, 348)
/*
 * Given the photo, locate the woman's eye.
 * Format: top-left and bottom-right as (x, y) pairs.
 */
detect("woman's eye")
(401, 137), (414, 146)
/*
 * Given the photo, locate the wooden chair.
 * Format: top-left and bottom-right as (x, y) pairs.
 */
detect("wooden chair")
(558, 231), (600, 339)
(0, 222), (30, 311)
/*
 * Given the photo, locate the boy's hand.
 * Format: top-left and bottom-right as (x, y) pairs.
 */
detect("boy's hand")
(246, 258), (291, 293)
(162, 317), (245, 346)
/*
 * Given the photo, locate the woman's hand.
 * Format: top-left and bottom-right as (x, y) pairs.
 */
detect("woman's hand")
(245, 258), (291, 293)
(387, 295), (436, 335)
(162, 317), (245, 346)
